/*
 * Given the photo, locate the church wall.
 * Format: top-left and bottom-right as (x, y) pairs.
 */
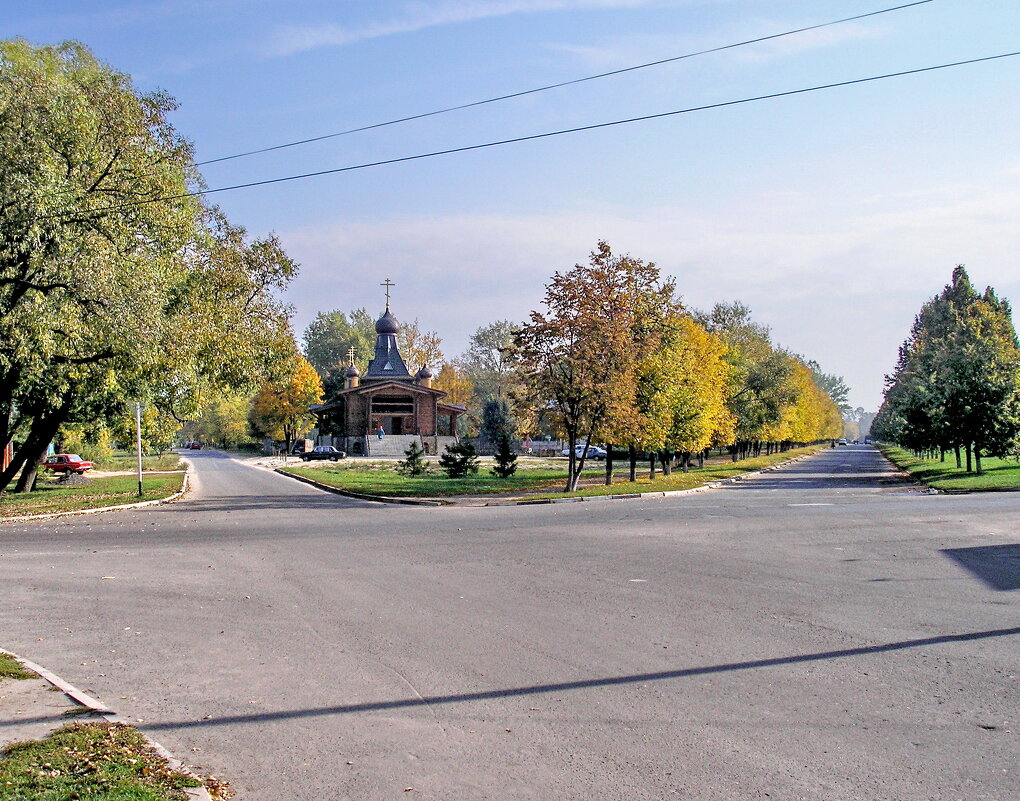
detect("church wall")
(416, 396), (437, 436)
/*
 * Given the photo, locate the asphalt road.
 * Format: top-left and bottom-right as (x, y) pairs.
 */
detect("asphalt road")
(2, 445), (1018, 800)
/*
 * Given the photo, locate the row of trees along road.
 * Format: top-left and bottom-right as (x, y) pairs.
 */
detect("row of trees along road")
(872, 266), (1020, 472)
(0, 40), (297, 492)
(513, 242), (844, 492)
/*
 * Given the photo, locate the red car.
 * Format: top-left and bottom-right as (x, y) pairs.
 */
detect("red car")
(43, 454), (94, 474)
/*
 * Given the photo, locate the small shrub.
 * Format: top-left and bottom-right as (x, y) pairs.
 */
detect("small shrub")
(396, 440), (428, 477)
(490, 434), (518, 478)
(439, 441), (479, 478)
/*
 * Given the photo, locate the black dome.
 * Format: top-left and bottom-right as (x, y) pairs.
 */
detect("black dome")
(375, 310), (399, 334)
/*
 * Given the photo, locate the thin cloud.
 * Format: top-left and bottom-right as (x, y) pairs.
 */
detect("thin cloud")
(267, 0), (658, 57)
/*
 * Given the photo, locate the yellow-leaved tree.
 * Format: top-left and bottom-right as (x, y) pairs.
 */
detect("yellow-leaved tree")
(249, 355), (323, 453)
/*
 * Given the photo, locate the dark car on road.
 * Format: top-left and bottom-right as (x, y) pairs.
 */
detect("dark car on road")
(300, 446), (346, 462)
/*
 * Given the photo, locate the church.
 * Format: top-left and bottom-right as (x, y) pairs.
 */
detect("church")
(312, 288), (465, 457)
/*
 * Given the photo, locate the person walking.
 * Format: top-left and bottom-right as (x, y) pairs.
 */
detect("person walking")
(377, 424), (385, 440)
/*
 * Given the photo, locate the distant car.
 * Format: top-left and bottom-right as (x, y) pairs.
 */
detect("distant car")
(188, 442), (202, 450)
(838, 439), (848, 446)
(42, 454), (93, 474)
(300, 445), (346, 462)
(560, 444), (607, 461)
(864, 437), (872, 445)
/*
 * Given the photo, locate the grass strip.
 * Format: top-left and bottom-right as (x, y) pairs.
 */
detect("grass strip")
(0, 653), (37, 680)
(878, 445), (1020, 491)
(0, 474), (185, 519)
(0, 722), (202, 801)
(282, 446), (824, 500)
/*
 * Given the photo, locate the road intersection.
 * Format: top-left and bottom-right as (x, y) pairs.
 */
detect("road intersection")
(2, 446), (1017, 800)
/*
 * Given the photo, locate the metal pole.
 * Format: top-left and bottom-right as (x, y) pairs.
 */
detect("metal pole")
(135, 402), (143, 497)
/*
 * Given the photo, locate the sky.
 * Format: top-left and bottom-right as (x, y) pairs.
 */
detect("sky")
(6, 0), (1020, 411)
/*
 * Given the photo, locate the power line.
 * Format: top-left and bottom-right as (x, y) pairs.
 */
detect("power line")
(195, 0), (935, 167)
(24, 49), (1020, 225)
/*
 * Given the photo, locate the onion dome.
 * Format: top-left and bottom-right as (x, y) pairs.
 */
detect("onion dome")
(345, 363), (361, 378)
(416, 366), (434, 381)
(375, 310), (399, 335)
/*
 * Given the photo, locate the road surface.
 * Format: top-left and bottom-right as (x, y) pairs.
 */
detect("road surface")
(2, 445), (1017, 800)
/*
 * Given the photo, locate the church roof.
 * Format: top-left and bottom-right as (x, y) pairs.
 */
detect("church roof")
(364, 307), (411, 381)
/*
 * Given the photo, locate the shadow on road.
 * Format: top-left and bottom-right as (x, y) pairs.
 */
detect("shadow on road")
(138, 626), (1020, 732)
(942, 544), (1020, 591)
(173, 494), (380, 513)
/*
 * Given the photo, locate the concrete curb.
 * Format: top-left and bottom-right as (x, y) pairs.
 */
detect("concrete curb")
(0, 648), (212, 801)
(275, 467), (450, 506)
(489, 452), (818, 506)
(0, 470), (190, 524)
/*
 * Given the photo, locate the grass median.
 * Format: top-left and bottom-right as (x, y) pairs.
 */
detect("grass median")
(0, 473), (186, 519)
(0, 722), (205, 801)
(878, 445), (1020, 491)
(282, 445), (824, 501)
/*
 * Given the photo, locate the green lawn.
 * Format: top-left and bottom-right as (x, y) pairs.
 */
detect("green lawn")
(104, 452), (183, 472)
(283, 446), (825, 500)
(0, 722), (203, 800)
(878, 445), (1020, 491)
(0, 474), (186, 519)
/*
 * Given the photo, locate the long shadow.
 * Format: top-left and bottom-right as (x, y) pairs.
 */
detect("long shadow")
(942, 544), (1020, 591)
(138, 626), (1020, 732)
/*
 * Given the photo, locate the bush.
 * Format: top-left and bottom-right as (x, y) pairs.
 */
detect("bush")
(439, 441), (479, 478)
(396, 440), (428, 477)
(490, 434), (518, 478)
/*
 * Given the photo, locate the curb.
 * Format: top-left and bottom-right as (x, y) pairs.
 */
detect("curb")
(0, 648), (212, 801)
(0, 470), (190, 524)
(274, 468), (450, 506)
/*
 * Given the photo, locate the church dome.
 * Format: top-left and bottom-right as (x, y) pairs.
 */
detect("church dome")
(416, 366), (434, 380)
(345, 363), (361, 377)
(375, 310), (399, 335)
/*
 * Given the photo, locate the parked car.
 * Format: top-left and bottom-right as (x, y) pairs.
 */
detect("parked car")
(560, 444), (608, 461)
(188, 442), (202, 450)
(300, 445), (346, 462)
(864, 437), (873, 445)
(838, 439), (848, 446)
(42, 454), (93, 474)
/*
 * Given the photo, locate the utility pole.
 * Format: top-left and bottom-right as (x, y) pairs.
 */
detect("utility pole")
(135, 402), (143, 497)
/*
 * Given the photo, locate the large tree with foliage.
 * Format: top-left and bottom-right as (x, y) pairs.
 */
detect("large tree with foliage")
(302, 308), (375, 378)
(249, 355), (323, 454)
(0, 40), (295, 491)
(879, 266), (1020, 470)
(513, 242), (673, 491)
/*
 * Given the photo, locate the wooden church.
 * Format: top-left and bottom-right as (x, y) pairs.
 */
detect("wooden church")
(313, 288), (464, 457)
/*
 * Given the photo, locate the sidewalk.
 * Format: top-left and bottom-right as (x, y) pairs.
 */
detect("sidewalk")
(0, 649), (214, 799)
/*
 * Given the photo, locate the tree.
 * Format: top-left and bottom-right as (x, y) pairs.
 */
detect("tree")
(433, 362), (475, 408)
(249, 355), (323, 454)
(461, 321), (520, 402)
(396, 440), (428, 477)
(480, 398), (516, 443)
(490, 435), (518, 478)
(439, 441), (479, 478)
(880, 266), (1020, 470)
(398, 319), (444, 374)
(302, 308), (375, 378)
(190, 394), (253, 449)
(513, 242), (673, 491)
(0, 41), (296, 492)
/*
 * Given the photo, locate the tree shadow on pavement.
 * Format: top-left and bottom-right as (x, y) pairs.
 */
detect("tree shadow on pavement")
(942, 544), (1020, 591)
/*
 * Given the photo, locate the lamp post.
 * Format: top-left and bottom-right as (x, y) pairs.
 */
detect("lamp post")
(135, 402), (143, 497)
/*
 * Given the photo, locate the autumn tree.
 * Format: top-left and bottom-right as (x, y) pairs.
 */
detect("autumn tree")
(249, 355), (323, 454)
(514, 242), (673, 491)
(398, 319), (444, 374)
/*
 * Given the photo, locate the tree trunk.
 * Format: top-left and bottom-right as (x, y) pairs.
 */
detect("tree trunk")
(698, 450), (705, 469)
(660, 451), (671, 476)
(649, 451), (656, 479)
(954, 445), (961, 468)
(604, 444), (613, 486)
(564, 432), (578, 492)
(975, 446), (982, 474)
(965, 443), (972, 473)
(14, 444), (46, 493)
(0, 400), (71, 493)
(628, 445), (637, 482)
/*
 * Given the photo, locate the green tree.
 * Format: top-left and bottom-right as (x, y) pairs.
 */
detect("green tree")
(302, 308), (375, 378)
(0, 40), (295, 491)
(396, 440), (428, 477)
(490, 435), (518, 478)
(439, 440), (479, 478)
(480, 399), (516, 443)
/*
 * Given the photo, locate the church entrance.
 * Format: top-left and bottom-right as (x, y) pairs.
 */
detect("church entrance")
(391, 416), (404, 435)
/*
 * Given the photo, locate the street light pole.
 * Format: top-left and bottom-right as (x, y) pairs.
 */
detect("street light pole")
(135, 402), (143, 497)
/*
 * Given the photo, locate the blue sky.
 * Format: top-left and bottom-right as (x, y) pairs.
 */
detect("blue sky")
(7, 1), (1020, 410)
